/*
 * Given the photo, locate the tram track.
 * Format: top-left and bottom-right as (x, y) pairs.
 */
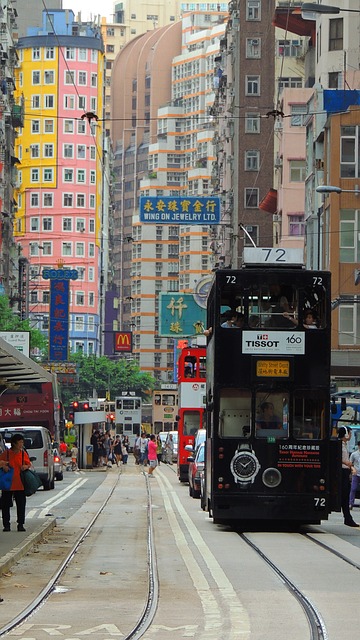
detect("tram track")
(0, 470), (160, 640)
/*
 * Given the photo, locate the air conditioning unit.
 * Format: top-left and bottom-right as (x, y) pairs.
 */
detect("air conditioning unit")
(274, 155), (283, 168)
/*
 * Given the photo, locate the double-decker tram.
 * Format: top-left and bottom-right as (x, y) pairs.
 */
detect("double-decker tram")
(204, 247), (341, 525)
(115, 393), (142, 449)
(152, 388), (178, 433)
(177, 344), (206, 482)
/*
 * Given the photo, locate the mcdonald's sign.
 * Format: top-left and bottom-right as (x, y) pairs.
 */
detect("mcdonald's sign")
(114, 331), (132, 353)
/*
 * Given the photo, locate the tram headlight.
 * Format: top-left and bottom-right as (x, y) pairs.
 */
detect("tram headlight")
(262, 467), (282, 488)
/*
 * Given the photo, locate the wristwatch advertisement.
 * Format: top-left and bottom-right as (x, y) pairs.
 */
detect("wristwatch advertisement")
(230, 443), (261, 487)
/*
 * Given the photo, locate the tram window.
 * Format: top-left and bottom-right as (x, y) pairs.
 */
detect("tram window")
(123, 399), (134, 410)
(116, 399), (122, 410)
(303, 284), (326, 328)
(219, 389), (251, 438)
(135, 399), (141, 409)
(183, 410), (201, 435)
(255, 392), (289, 438)
(258, 283), (298, 329)
(199, 357), (206, 378)
(293, 393), (325, 439)
(154, 395), (161, 405)
(163, 394), (175, 405)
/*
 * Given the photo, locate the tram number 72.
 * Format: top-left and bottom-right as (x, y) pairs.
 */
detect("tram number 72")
(314, 497), (326, 509)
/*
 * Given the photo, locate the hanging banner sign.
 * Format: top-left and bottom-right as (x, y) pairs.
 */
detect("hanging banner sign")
(139, 196), (221, 224)
(49, 279), (70, 362)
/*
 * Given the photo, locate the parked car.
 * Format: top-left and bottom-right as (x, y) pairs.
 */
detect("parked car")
(164, 431), (178, 463)
(185, 428), (206, 456)
(52, 447), (64, 481)
(0, 426), (55, 490)
(188, 441), (205, 498)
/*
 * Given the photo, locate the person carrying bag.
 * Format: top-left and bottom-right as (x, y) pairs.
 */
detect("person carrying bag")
(0, 450), (14, 491)
(20, 452), (42, 496)
(0, 433), (32, 532)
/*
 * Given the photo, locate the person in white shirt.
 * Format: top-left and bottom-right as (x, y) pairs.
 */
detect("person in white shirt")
(339, 426), (359, 527)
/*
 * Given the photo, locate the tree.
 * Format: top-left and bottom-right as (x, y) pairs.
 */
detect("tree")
(0, 296), (47, 354)
(61, 352), (155, 405)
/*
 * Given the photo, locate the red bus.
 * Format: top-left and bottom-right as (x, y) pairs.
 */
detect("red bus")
(177, 346), (206, 482)
(0, 380), (60, 440)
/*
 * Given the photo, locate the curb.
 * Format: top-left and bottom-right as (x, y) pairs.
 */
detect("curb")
(0, 518), (57, 576)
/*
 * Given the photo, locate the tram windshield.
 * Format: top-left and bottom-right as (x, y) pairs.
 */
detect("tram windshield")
(218, 280), (327, 330)
(183, 410), (201, 436)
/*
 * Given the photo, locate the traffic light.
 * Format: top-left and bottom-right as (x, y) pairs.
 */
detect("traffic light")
(72, 401), (79, 411)
(82, 402), (89, 411)
(108, 413), (115, 425)
(68, 411), (74, 423)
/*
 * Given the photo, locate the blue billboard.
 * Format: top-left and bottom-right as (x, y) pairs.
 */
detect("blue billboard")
(140, 196), (221, 224)
(159, 293), (206, 337)
(49, 279), (70, 361)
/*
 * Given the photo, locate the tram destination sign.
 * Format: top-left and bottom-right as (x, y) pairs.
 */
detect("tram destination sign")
(256, 360), (290, 377)
(139, 196), (221, 224)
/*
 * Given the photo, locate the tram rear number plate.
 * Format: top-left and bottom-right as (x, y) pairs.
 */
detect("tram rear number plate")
(256, 360), (290, 377)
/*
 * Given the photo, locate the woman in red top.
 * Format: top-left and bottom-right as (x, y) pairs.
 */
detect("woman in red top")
(145, 434), (158, 477)
(0, 433), (31, 532)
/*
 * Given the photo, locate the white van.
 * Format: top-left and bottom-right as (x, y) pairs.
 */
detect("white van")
(0, 426), (55, 490)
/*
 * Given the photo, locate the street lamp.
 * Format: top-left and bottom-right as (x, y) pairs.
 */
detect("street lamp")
(301, 3), (360, 19)
(316, 185), (360, 195)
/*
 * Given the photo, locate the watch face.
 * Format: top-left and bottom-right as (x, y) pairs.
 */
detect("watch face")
(230, 452), (260, 482)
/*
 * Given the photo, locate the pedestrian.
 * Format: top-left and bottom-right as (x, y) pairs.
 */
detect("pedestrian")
(90, 430), (99, 468)
(165, 433), (174, 464)
(139, 432), (148, 466)
(156, 435), (163, 465)
(59, 440), (67, 457)
(122, 436), (129, 464)
(133, 433), (141, 465)
(349, 440), (360, 510)
(338, 426), (359, 527)
(0, 433), (31, 532)
(144, 434), (158, 477)
(113, 436), (122, 467)
(70, 442), (79, 471)
(103, 432), (112, 466)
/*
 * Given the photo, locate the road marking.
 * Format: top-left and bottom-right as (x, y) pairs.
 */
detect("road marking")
(156, 471), (251, 640)
(27, 479), (88, 519)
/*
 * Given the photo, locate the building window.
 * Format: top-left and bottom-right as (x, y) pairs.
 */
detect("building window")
(78, 71), (87, 85)
(45, 47), (55, 59)
(278, 77), (303, 91)
(64, 119), (74, 133)
(30, 193), (39, 207)
(91, 73), (97, 87)
(30, 242), (40, 256)
(43, 193), (53, 207)
(64, 168), (74, 182)
(32, 47), (41, 60)
(89, 219), (95, 233)
(246, 75), (260, 96)
(328, 71), (340, 88)
(77, 194), (85, 207)
(79, 48), (87, 61)
(339, 304), (360, 345)
(75, 292), (85, 306)
(44, 95), (54, 109)
(78, 96), (86, 110)
(43, 291), (50, 304)
(64, 95), (75, 109)
(30, 217), (39, 231)
(31, 169), (39, 182)
(77, 145), (86, 159)
(44, 119), (54, 133)
(245, 113), (260, 133)
(63, 218), (72, 231)
(63, 144), (74, 158)
(78, 120), (86, 134)
(288, 214), (305, 236)
(43, 168), (53, 182)
(75, 316), (84, 331)
(44, 70), (54, 84)
(62, 242), (72, 256)
(42, 217), (53, 231)
(89, 194), (95, 208)
(246, 38), (261, 58)
(244, 188), (259, 208)
(76, 242), (85, 257)
(30, 144), (40, 158)
(44, 143), (54, 158)
(289, 160), (306, 182)
(340, 126), (360, 178)
(75, 341), (84, 353)
(42, 242), (52, 255)
(246, 0), (261, 20)
(77, 169), (86, 183)
(290, 104), (307, 126)
(65, 47), (75, 60)
(65, 70), (75, 84)
(88, 267), (94, 281)
(89, 292), (95, 306)
(89, 243), (95, 257)
(32, 71), (40, 85)
(32, 95), (40, 109)
(245, 150), (260, 171)
(277, 39), (302, 57)
(90, 170), (96, 184)
(340, 209), (360, 262)
(30, 291), (38, 304)
(63, 193), (73, 207)
(329, 17), (343, 51)
(31, 120), (40, 134)
(76, 218), (85, 232)
(244, 224), (259, 246)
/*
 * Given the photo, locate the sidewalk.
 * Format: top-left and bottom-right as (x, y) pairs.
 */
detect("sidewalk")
(0, 517), (57, 575)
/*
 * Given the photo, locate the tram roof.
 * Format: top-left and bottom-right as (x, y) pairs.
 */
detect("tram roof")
(0, 337), (53, 386)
